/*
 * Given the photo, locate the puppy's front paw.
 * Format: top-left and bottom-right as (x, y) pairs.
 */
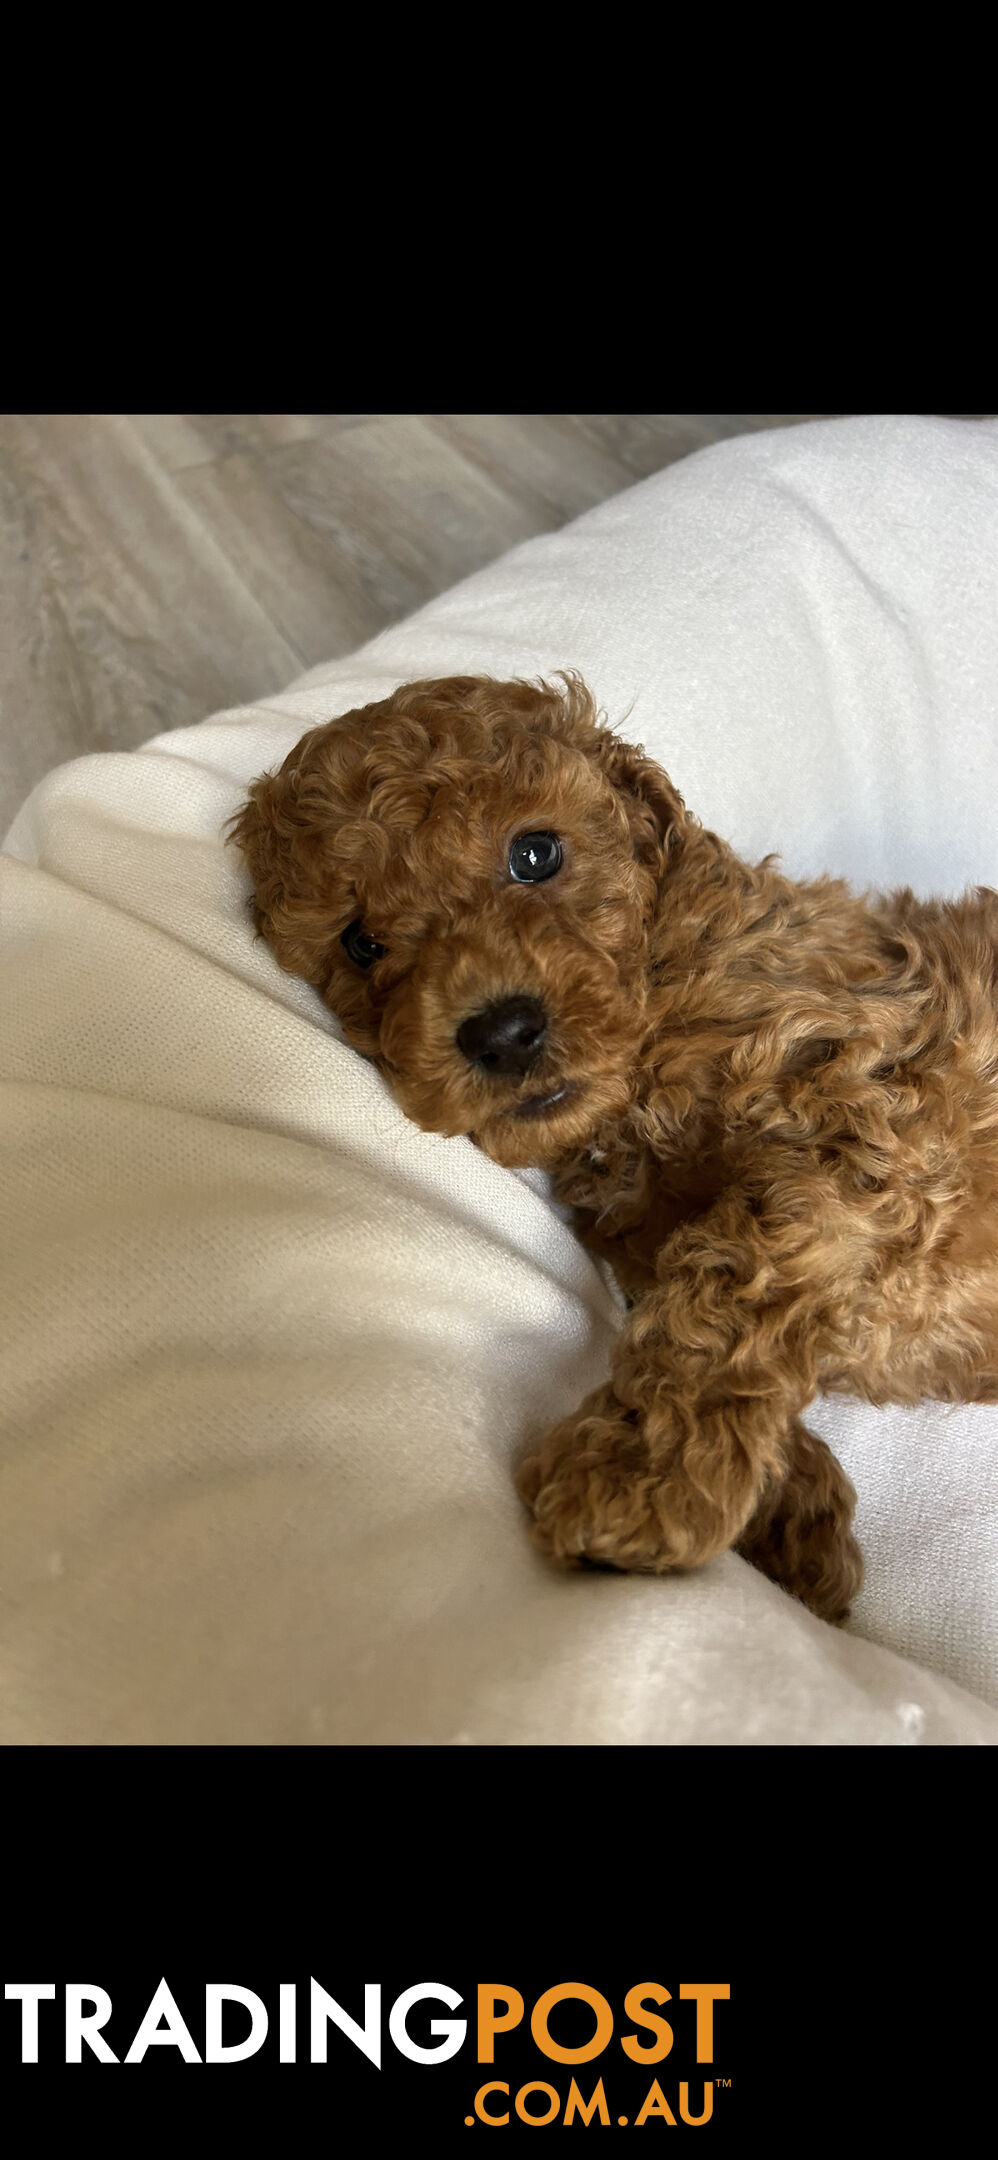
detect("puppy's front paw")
(735, 1421), (863, 1627)
(516, 1384), (683, 1575)
(738, 1512), (862, 1627)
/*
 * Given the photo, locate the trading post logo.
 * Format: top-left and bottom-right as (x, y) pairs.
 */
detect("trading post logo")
(467, 1982), (730, 2127)
(3, 1978), (732, 2126)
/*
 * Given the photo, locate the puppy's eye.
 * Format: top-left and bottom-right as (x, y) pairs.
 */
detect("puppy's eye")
(508, 831), (563, 884)
(341, 920), (387, 969)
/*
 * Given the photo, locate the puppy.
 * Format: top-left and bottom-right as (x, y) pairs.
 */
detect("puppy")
(230, 672), (998, 1624)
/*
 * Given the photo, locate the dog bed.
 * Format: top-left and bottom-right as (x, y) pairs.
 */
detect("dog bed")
(2, 413), (997, 1743)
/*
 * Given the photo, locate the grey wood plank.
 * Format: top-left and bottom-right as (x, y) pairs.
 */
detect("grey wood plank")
(250, 415), (543, 616)
(126, 415), (213, 471)
(177, 445), (399, 665)
(0, 414), (302, 829)
(130, 414), (378, 471)
(429, 413), (635, 525)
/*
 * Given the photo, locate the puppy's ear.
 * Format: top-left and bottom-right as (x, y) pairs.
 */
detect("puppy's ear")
(226, 773), (285, 930)
(225, 769), (331, 984)
(595, 731), (685, 870)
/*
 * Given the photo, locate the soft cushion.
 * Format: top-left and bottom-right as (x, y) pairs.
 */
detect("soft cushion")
(2, 413), (997, 1743)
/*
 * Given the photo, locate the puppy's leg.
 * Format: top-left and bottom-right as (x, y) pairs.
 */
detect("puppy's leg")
(517, 1181), (865, 1620)
(735, 1419), (862, 1625)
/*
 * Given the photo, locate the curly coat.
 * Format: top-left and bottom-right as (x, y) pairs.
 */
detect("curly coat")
(230, 672), (998, 1624)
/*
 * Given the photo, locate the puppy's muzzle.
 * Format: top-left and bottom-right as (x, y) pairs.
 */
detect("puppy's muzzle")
(456, 995), (547, 1077)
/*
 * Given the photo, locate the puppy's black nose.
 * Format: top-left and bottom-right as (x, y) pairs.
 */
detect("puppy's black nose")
(456, 995), (547, 1076)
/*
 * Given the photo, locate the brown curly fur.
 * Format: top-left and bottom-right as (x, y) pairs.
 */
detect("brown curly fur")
(229, 672), (998, 1626)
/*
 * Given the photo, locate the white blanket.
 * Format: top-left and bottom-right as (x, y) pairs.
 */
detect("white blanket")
(3, 413), (997, 1743)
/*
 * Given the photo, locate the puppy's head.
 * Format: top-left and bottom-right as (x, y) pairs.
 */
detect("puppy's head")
(230, 673), (684, 1168)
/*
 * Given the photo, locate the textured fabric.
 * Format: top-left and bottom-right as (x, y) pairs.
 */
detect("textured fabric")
(2, 413), (997, 1743)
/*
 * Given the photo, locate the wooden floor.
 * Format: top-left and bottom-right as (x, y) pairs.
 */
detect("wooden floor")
(0, 412), (852, 830)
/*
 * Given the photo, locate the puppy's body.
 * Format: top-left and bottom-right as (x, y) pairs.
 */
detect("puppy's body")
(562, 842), (998, 1405)
(232, 674), (998, 1624)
